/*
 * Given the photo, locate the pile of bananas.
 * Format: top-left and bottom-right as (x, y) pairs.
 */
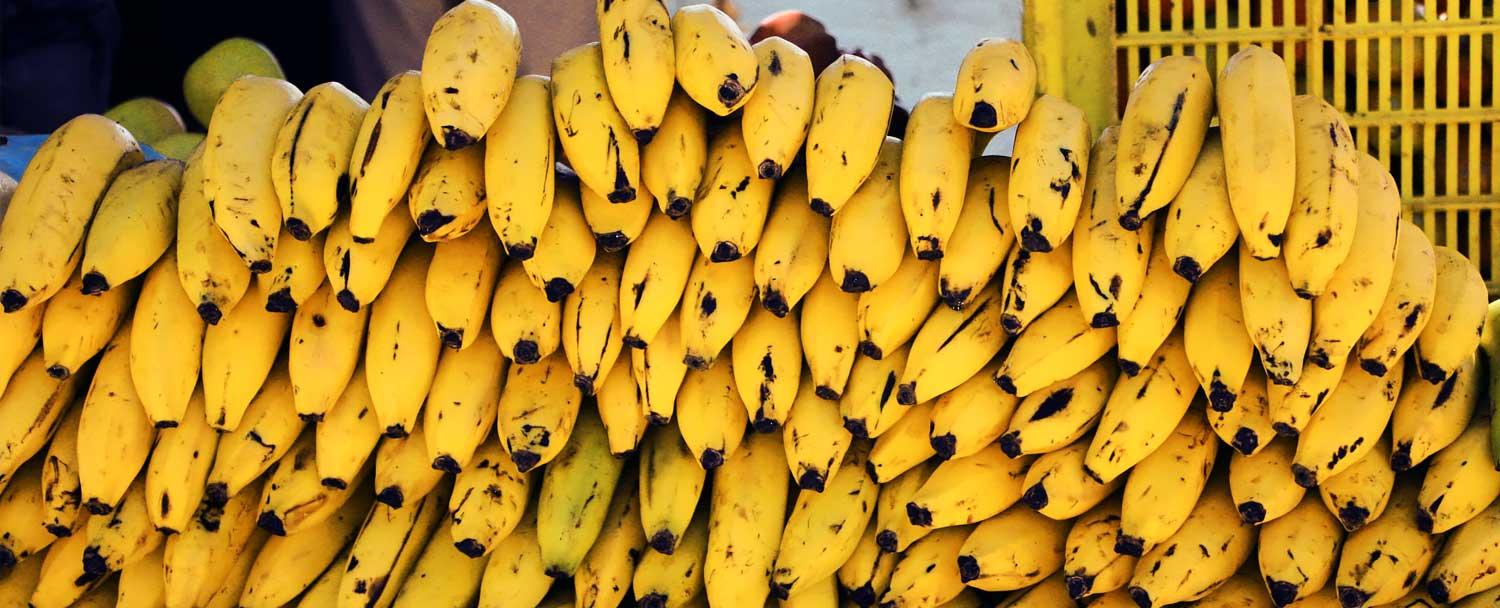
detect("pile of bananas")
(2, 1), (1499, 607)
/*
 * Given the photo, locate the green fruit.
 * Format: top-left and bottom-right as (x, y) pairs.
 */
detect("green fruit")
(182, 37), (285, 126)
(152, 132), (206, 161)
(104, 97), (186, 145)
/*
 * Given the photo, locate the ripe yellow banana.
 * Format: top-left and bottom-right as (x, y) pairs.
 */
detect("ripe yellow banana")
(29, 515), (104, 608)
(1163, 130), (1237, 282)
(671, 3), (758, 115)
(1183, 251), (1253, 411)
(420, 0), (519, 149)
(801, 270), (859, 400)
(868, 401), (936, 483)
(1285, 95), (1360, 297)
(0, 352), (82, 488)
(394, 519), (490, 608)
(639, 422), (706, 555)
(115, 543), (165, 608)
(0, 550), (45, 604)
(1115, 408), (1217, 555)
(901, 93), (972, 260)
(79, 158), (184, 294)
(839, 347), (910, 440)
(856, 250), (940, 360)
(771, 446), (878, 599)
(348, 71), (428, 242)
(1291, 361), (1403, 488)
(998, 357), (1114, 458)
(1229, 437), (1305, 525)
(426, 226), (503, 349)
(929, 365), (1019, 461)
(703, 431), (789, 608)
(324, 206), (416, 313)
(523, 177), (597, 302)
(144, 390), (216, 533)
(491, 260), (561, 363)
(880, 525), (971, 607)
(596, 0), (674, 140)
(596, 356), (646, 456)
(952, 38), (1037, 132)
(202, 283), (290, 431)
(424, 338), (505, 474)
(634, 506), (708, 608)
(691, 123), (774, 262)
(874, 460), (934, 554)
(1125, 479), (1255, 606)
(829, 137), (906, 294)
(574, 466), (645, 608)
(553, 42), (641, 204)
(676, 361), (749, 469)
(1333, 479), (1437, 607)
(260, 228), (325, 313)
(0, 114), (141, 313)
(271, 81), (367, 240)
(204, 366), (304, 506)
(939, 156), (1014, 310)
(1062, 499), (1136, 599)
(994, 292), (1117, 398)
(999, 241), (1074, 335)
(77, 476), (162, 583)
(76, 328), (154, 515)
(536, 407), (624, 578)
(1267, 353), (1347, 439)
(1417, 419), (1500, 534)
(287, 284), (367, 420)
(742, 36), (813, 179)
(906, 443), (1029, 530)
(805, 54), (894, 216)
(1259, 494), (1343, 606)
(0, 459), (53, 567)
(783, 377), (853, 492)
(1115, 233), (1192, 374)
(203, 76), (303, 272)
(1308, 153), (1401, 369)
(1239, 244), (1311, 385)
(40, 271), (135, 379)
(731, 305), (802, 430)
(1115, 55), (1214, 229)
(498, 352), (582, 472)
(633, 307), (688, 425)
(1354, 219), (1436, 377)
(581, 178), (653, 252)
(1319, 436), (1395, 532)
(955, 505), (1069, 592)
(39, 406), (83, 536)
(897, 287), (1006, 406)
(374, 421), (445, 509)
(754, 170), (829, 316)
(256, 432), (364, 536)
(1392, 354), (1480, 472)
(1425, 500), (1500, 603)
(485, 74), (555, 259)
(680, 255), (755, 370)
(619, 213), (695, 349)
(1007, 94), (1090, 253)
(1218, 45), (1296, 259)
(562, 251), (625, 394)
(315, 365), (382, 489)
(294, 544), (350, 607)
(339, 483), (447, 608)
(477, 508), (552, 608)
(1414, 247), (1487, 383)
(1074, 126), (1153, 327)
(642, 90), (708, 218)
(840, 520), (896, 606)
(1207, 365), (1277, 456)
(176, 148), (250, 324)
(1085, 330), (1197, 483)
(0, 299), (42, 396)
(365, 242), (440, 437)
(1023, 437), (1123, 520)
(449, 436), (529, 557)
(408, 143), (486, 241)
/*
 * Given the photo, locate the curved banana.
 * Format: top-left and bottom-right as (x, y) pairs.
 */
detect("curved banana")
(1267, 353), (1347, 439)
(204, 76), (303, 272)
(28, 518), (100, 608)
(633, 308), (688, 424)
(901, 93), (972, 260)
(39, 407), (83, 535)
(260, 228), (325, 313)
(671, 3), (758, 115)
(287, 284), (367, 421)
(449, 436), (529, 557)
(424, 337), (505, 473)
(1218, 45), (1296, 259)
(596, 0), (674, 140)
(0, 459), (54, 567)
(1291, 361), (1403, 488)
(906, 443), (1029, 530)
(581, 178), (653, 252)
(204, 367), (303, 507)
(955, 505), (1069, 592)
(562, 251), (625, 394)
(998, 357), (1115, 458)
(829, 137), (906, 293)
(856, 250), (940, 360)
(1183, 251), (1253, 411)
(176, 148), (250, 325)
(1392, 354), (1480, 472)
(805, 54), (895, 216)
(365, 242), (440, 437)
(1240, 243), (1311, 385)
(741, 36), (813, 179)
(731, 305), (801, 430)
(1333, 480), (1437, 607)
(676, 360), (749, 468)
(619, 212), (695, 349)
(348, 71), (428, 241)
(315, 365), (382, 489)
(1126, 479), (1255, 606)
(1229, 438), (1305, 525)
(1285, 95), (1360, 297)
(427, 225), (503, 349)
(691, 123), (774, 262)
(642, 90), (708, 218)
(880, 526), (971, 607)
(868, 401), (936, 483)
(77, 327), (154, 515)
(256, 432), (364, 536)
(754, 170), (829, 316)
(897, 287), (1006, 405)
(40, 271), (135, 379)
(523, 177), (597, 302)
(939, 156), (1014, 311)
(596, 356), (647, 456)
(952, 38), (1037, 132)
(639, 422), (706, 555)
(1115, 233), (1192, 374)
(633, 507), (709, 607)
(324, 206), (416, 313)
(497, 352), (582, 472)
(491, 260), (561, 363)
(485, 74), (555, 259)
(1163, 131), (1237, 282)
(874, 460), (934, 554)
(0, 300), (43, 396)
(420, 0), (519, 149)
(1074, 126), (1153, 327)
(552, 42), (641, 203)
(373, 422), (444, 509)
(477, 508), (551, 608)
(1308, 153), (1401, 368)
(929, 366), (1019, 461)
(338, 484), (446, 608)
(1259, 494), (1343, 606)
(1207, 365), (1276, 456)
(703, 431), (788, 608)
(115, 542), (165, 608)
(1417, 420), (1500, 534)
(1115, 55), (1214, 229)
(79, 158), (184, 294)
(240, 487), (371, 608)
(1023, 437), (1123, 520)
(839, 347), (910, 440)
(840, 520), (896, 606)
(0, 352), (83, 487)
(408, 143), (487, 241)
(1007, 94), (1091, 253)
(801, 270), (859, 399)
(202, 283), (291, 431)
(1114, 409), (1217, 557)
(783, 377), (853, 492)
(78, 476), (161, 583)
(1426, 500), (1500, 603)
(994, 292), (1117, 398)
(271, 81), (367, 240)
(144, 390), (216, 533)
(1318, 436), (1395, 532)
(680, 255), (756, 370)
(1414, 247), (1487, 383)
(771, 447), (878, 599)
(999, 237), (1074, 335)
(573, 463), (644, 608)
(1354, 219), (1436, 377)
(1062, 499), (1136, 599)
(1085, 331), (1197, 483)
(537, 407), (624, 577)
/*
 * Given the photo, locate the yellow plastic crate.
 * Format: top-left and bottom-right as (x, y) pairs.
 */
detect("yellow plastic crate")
(1024, 0), (1500, 294)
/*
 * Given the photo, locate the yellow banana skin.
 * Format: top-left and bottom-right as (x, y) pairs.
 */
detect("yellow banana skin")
(0, 114), (141, 313)
(537, 407), (624, 578)
(1218, 45), (1296, 259)
(771, 447), (878, 600)
(491, 260), (562, 363)
(1239, 244), (1311, 386)
(1354, 219), (1436, 377)
(1267, 352), (1346, 439)
(939, 156), (1014, 311)
(426, 224), (503, 349)
(449, 437), (530, 558)
(868, 401), (935, 483)
(348, 71), (429, 242)
(993, 293), (1117, 398)
(1085, 331), (1197, 483)
(1114, 234), (1191, 374)
(204, 367), (304, 507)
(498, 352), (582, 472)
(145, 390), (216, 534)
(420, 0), (520, 149)
(880, 525), (972, 607)
(999, 235), (1074, 335)
(1115, 409), (1216, 557)
(856, 250), (940, 360)
(680, 255), (756, 370)
(692, 122), (775, 262)
(79, 158), (184, 294)
(260, 228), (325, 313)
(0, 459), (54, 567)
(373, 421), (444, 510)
(77, 327), (155, 516)
(574, 464), (645, 608)
(900, 93), (972, 260)
(1285, 95), (1361, 298)
(802, 270), (859, 400)
(315, 365), (382, 489)
(40, 407), (83, 537)
(553, 42), (642, 204)
(1426, 500), (1500, 603)
(1392, 354), (1480, 472)
(841, 520), (897, 606)
(677, 360), (749, 469)
(1007, 94), (1090, 253)
(29, 518), (102, 608)
(40, 271), (136, 380)
(338, 484), (447, 608)
(754, 170), (829, 316)
(633, 507), (709, 608)
(77, 476), (162, 584)
(581, 175), (653, 252)
(1417, 420), (1500, 534)
(642, 90), (708, 218)
(839, 347), (910, 441)
(620, 212), (695, 348)
(596, 355), (646, 456)
(271, 81), (367, 241)
(955, 505), (1069, 592)
(671, 4), (758, 115)
(742, 36), (814, 179)
(1074, 126), (1154, 328)
(874, 460), (933, 554)
(289, 284), (368, 421)
(202, 283), (291, 431)
(115, 542), (165, 608)
(1319, 437), (1395, 532)
(1022, 437), (1122, 520)
(634, 309), (688, 424)
(1114, 56), (1214, 230)
(256, 432), (364, 537)
(0, 300), (42, 396)
(408, 143), (487, 241)
(1334, 480), (1437, 607)
(1308, 153), (1401, 369)
(203, 76), (303, 273)
(783, 377), (853, 492)
(596, 0), (674, 140)
(0, 552), (45, 605)
(0, 352), (82, 489)
(1207, 365), (1277, 456)
(805, 54), (894, 216)
(424, 337), (505, 474)
(905, 443), (1030, 530)
(929, 365), (1019, 461)
(897, 286), (1007, 406)
(1260, 494), (1343, 606)
(1163, 131), (1237, 282)
(952, 38), (1037, 132)
(1414, 247), (1487, 384)
(638, 422), (706, 555)
(523, 177), (597, 302)
(365, 242), (440, 437)
(1125, 480), (1255, 606)
(829, 137), (907, 294)
(704, 431), (789, 608)
(1183, 252), (1254, 412)
(477, 509), (551, 608)
(1062, 500), (1136, 599)
(485, 75), (555, 260)
(562, 251), (625, 395)
(1291, 360), (1403, 488)
(176, 147), (251, 325)
(1229, 437), (1305, 525)
(323, 206), (416, 313)
(732, 305), (802, 430)
(240, 487), (372, 608)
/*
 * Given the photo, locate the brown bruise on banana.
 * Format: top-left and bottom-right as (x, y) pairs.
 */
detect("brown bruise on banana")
(1013, 145), (1082, 253)
(898, 298), (999, 406)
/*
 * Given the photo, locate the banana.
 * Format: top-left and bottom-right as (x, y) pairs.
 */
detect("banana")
(703, 431), (789, 608)
(1115, 232), (1192, 373)
(998, 357), (1115, 458)
(537, 407), (624, 577)
(204, 368), (304, 507)
(1062, 499), (1136, 599)
(1074, 126), (1153, 327)
(348, 71), (428, 241)
(271, 81), (367, 241)
(374, 421), (444, 509)
(39, 406), (83, 535)
(952, 38), (1037, 132)
(939, 156), (1014, 310)
(1417, 419), (1500, 534)
(0, 550), (45, 605)
(256, 432), (364, 536)
(1162, 133), (1238, 284)
(1229, 437), (1305, 525)
(635, 310), (689, 424)
(498, 351), (583, 472)
(77, 328), (154, 515)
(408, 143), (487, 241)
(839, 520), (896, 606)
(930, 365), (1019, 461)
(783, 377), (853, 491)
(1188, 572), (1277, 607)
(449, 436), (529, 557)
(856, 251), (940, 360)
(867, 401), (936, 483)
(315, 365), (382, 489)
(426, 226), (503, 349)
(742, 36), (814, 179)
(1425, 500), (1500, 603)
(339, 482), (447, 608)
(801, 271), (859, 399)
(1239, 244), (1311, 385)
(671, 3), (758, 115)
(1115, 56), (1214, 229)
(563, 251), (625, 394)
(260, 228), (326, 313)
(633, 506), (709, 608)
(40, 271), (135, 379)
(325, 206), (417, 313)
(0, 459), (54, 568)
(1413, 247), (1488, 384)
(874, 461), (934, 554)
(1007, 94), (1090, 252)
(639, 422), (706, 555)
(176, 147), (251, 324)
(897, 281), (1006, 406)
(1334, 480), (1437, 607)
(145, 389), (217, 533)
(491, 260), (562, 363)
(906, 443), (1030, 530)
(574, 466), (645, 608)
(754, 170), (829, 315)
(839, 347), (910, 440)
(998, 575), (1074, 607)
(944, 589), (988, 608)
(524, 177), (597, 302)
(115, 544), (165, 608)
(552, 42), (641, 204)
(1354, 219), (1437, 377)
(0, 300), (42, 396)
(829, 137), (906, 294)
(582, 180), (653, 252)
(1126, 479), (1255, 606)
(677, 361), (749, 468)
(202, 283), (291, 430)
(994, 292), (1116, 398)
(394, 517), (492, 608)
(1458, 587), (1500, 608)
(28, 517), (101, 608)
(731, 305), (802, 430)
(620, 213), (696, 349)
(956, 505), (1069, 592)
(1115, 409), (1217, 556)
(1085, 331), (1198, 482)
(1284, 95), (1361, 297)
(1217, 45), (1296, 259)
(364, 242), (440, 437)
(0, 352), (81, 488)
(287, 284), (367, 421)
(1267, 353), (1347, 439)
(805, 54), (895, 216)
(79, 158), (184, 294)
(1023, 437), (1123, 520)
(77, 476), (162, 583)
(1183, 251), (1253, 411)
(642, 90), (708, 218)
(595, 0), (673, 140)
(1392, 354), (1480, 471)
(1260, 494), (1343, 606)
(999, 233), (1073, 335)
(900, 93), (972, 259)
(1291, 360), (1403, 488)
(1318, 436), (1395, 532)
(485, 74), (556, 259)
(597, 357), (647, 456)
(880, 526), (971, 607)
(1307, 154), (1401, 368)
(691, 123), (774, 262)
(680, 255), (756, 370)
(203, 76), (303, 272)
(771, 446), (878, 599)
(420, 0), (519, 148)
(1207, 366), (1277, 456)
(477, 509), (551, 608)
(294, 544), (351, 608)
(0, 114), (141, 313)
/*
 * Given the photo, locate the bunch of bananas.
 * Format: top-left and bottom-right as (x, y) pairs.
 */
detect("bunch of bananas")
(1, 1), (1499, 607)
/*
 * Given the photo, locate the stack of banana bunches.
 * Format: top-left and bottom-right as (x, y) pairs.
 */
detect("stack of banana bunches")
(5, 2), (1500, 608)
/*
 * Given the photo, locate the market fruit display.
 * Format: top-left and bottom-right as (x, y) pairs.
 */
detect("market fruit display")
(0, 1), (1498, 606)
